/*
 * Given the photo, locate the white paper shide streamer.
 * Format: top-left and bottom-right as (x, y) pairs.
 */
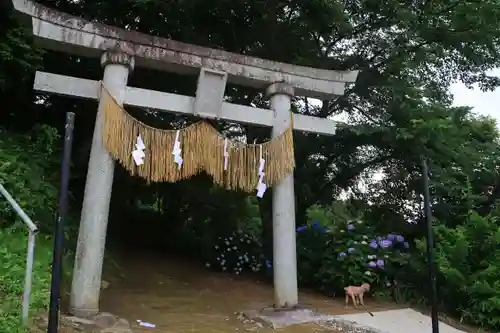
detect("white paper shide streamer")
(132, 135), (146, 166)
(223, 138), (229, 171)
(256, 145), (267, 198)
(172, 130), (183, 169)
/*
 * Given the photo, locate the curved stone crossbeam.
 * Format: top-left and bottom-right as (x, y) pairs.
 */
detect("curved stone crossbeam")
(11, 0), (358, 99)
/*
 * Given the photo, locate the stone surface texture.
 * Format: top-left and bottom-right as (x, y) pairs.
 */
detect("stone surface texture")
(11, 0), (358, 98)
(36, 312), (132, 333)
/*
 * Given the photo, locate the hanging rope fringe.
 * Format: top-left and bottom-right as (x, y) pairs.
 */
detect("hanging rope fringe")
(101, 86), (295, 192)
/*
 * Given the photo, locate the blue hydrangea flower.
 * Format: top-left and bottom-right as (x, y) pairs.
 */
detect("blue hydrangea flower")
(296, 226), (308, 232)
(396, 235), (405, 242)
(376, 259), (385, 268)
(370, 241), (378, 249)
(347, 247), (355, 253)
(347, 224), (355, 231)
(339, 252), (347, 258)
(312, 220), (327, 233)
(368, 261), (377, 268)
(387, 234), (395, 241)
(379, 240), (392, 248)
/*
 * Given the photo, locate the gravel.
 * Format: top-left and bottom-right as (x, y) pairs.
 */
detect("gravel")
(316, 318), (384, 333)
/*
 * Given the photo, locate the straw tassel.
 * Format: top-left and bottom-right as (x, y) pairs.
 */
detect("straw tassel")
(100, 85), (295, 192)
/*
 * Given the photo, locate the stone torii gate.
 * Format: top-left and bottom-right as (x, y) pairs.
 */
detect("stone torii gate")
(11, 0), (358, 317)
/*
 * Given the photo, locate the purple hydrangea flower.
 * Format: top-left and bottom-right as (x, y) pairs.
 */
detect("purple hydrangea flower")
(376, 259), (385, 268)
(347, 224), (355, 231)
(370, 241), (378, 249)
(379, 240), (392, 248)
(396, 235), (405, 242)
(387, 234), (395, 241)
(348, 247), (355, 253)
(368, 261), (377, 268)
(296, 226), (308, 232)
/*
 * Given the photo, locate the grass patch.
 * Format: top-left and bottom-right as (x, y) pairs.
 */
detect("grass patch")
(0, 228), (54, 333)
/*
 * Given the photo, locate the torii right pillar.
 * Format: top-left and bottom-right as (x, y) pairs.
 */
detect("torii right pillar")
(266, 82), (298, 308)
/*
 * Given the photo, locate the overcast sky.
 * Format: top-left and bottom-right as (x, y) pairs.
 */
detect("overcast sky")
(450, 69), (500, 124)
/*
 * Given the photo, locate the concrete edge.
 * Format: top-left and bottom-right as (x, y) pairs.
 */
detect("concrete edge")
(316, 316), (389, 333)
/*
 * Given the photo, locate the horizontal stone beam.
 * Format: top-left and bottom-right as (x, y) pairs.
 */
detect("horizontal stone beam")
(34, 72), (337, 135)
(13, 0), (358, 99)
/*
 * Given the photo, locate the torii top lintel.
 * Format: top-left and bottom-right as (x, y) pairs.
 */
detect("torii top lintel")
(11, 0), (358, 99)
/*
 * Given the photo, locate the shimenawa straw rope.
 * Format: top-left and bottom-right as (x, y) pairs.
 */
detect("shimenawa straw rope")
(100, 84), (295, 192)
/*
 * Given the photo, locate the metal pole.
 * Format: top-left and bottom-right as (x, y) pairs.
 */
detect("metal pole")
(22, 230), (37, 325)
(421, 158), (440, 333)
(0, 184), (38, 232)
(47, 112), (75, 333)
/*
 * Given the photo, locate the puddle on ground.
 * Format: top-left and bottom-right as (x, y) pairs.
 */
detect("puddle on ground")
(95, 249), (399, 333)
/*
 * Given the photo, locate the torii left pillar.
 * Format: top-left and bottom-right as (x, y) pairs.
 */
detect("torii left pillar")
(70, 49), (135, 317)
(267, 82), (299, 308)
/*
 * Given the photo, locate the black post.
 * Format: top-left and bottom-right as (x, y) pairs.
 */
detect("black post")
(421, 158), (440, 333)
(47, 112), (75, 333)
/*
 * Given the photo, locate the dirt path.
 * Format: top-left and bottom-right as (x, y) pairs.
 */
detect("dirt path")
(95, 250), (399, 332)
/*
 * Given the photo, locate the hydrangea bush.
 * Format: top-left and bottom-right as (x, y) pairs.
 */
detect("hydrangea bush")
(296, 220), (330, 286)
(205, 231), (263, 274)
(315, 219), (410, 295)
(202, 203), (410, 301)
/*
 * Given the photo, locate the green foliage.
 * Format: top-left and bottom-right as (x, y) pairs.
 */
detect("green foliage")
(237, 197), (262, 238)
(0, 125), (71, 332)
(317, 221), (410, 295)
(0, 228), (53, 333)
(296, 204), (410, 296)
(205, 231), (263, 275)
(409, 211), (500, 329)
(296, 204), (347, 286)
(0, 7), (44, 93)
(0, 125), (60, 230)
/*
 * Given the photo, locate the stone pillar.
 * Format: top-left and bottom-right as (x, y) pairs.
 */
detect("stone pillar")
(266, 82), (298, 308)
(69, 49), (134, 317)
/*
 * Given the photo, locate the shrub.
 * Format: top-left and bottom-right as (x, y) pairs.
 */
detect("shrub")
(294, 204), (410, 295)
(315, 219), (410, 296)
(205, 231), (263, 274)
(409, 211), (500, 330)
(296, 220), (330, 287)
(0, 125), (68, 332)
(0, 125), (60, 231)
(0, 228), (53, 333)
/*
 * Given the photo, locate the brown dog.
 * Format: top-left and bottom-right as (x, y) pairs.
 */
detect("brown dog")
(344, 283), (370, 308)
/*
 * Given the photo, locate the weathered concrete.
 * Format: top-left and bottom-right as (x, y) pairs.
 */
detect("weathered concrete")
(34, 71), (339, 135)
(36, 312), (133, 333)
(11, 0), (357, 99)
(69, 49), (134, 317)
(267, 82), (298, 308)
(334, 308), (467, 333)
(240, 308), (335, 329)
(194, 68), (228, 118)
